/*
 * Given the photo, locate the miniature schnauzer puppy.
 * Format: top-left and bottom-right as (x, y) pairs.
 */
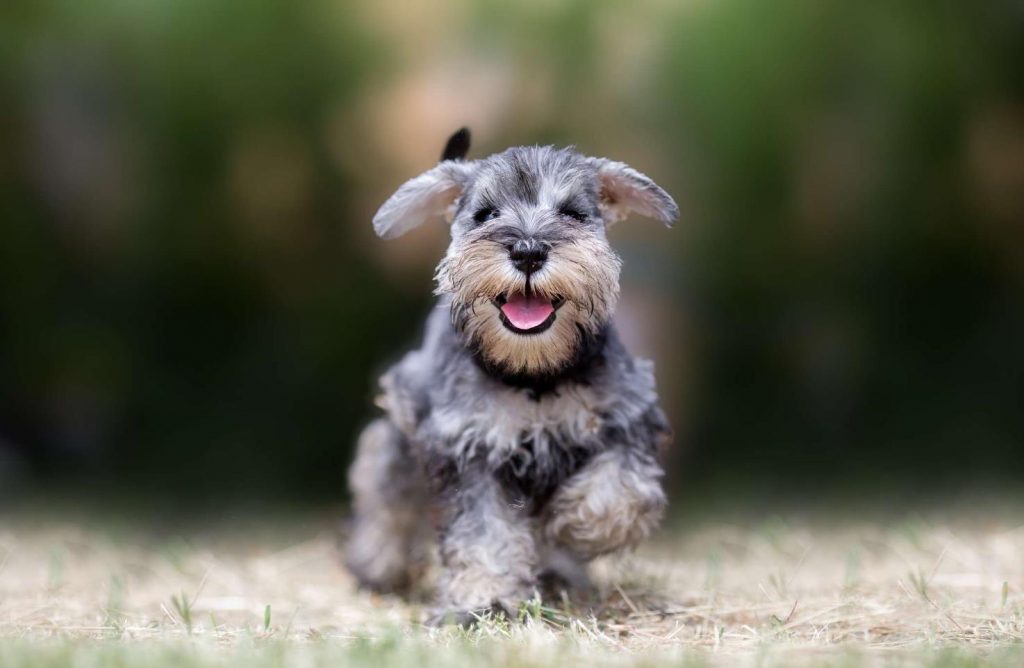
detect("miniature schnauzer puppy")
(345, 128), (678, 624)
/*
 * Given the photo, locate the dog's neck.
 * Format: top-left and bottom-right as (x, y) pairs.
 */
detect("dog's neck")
(469, 323), (610, 400)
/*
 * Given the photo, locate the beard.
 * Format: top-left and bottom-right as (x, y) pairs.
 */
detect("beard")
(435, 234), (620, 377)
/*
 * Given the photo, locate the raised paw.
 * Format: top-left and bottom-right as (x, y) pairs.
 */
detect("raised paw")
(544, 450), (666, 559)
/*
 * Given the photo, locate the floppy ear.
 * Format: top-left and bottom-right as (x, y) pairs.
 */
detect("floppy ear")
(372, 161), (473, 239)
(592, 159), (679, 226)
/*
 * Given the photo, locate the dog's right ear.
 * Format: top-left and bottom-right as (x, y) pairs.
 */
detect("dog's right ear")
(372, 160), (474, 239)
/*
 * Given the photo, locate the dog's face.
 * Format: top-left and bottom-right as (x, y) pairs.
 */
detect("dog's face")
(373, 141), (677, 377)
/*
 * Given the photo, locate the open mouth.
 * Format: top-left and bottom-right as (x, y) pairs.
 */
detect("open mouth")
(494, 292), (565, 334)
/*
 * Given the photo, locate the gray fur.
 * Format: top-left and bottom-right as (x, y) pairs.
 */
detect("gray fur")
(346, 139), (676, 624)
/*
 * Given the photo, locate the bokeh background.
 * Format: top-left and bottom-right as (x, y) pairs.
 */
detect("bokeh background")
(2, 0), (1022, 512)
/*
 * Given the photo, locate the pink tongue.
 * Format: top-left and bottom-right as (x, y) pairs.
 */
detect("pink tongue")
(501, 293), (555, 330)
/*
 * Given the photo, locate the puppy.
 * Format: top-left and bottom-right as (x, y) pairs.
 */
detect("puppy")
(346, 129), (677, 624)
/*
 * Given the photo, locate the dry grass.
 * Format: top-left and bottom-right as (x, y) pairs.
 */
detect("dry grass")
(1, 509), (1023, 666)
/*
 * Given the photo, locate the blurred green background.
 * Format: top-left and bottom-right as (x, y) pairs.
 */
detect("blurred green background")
(2, 0), (1022, 509)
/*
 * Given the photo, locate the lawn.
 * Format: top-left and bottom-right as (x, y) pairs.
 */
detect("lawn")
(1, 504), (1022, 667)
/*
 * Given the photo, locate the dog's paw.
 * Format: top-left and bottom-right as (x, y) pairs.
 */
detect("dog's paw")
(424, 602), (511, 628)
(344, 537), (414, 596)
(544, 452), (666, 559)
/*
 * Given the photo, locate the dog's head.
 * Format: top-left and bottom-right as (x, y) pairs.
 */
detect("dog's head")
(372, 129), (677, 377)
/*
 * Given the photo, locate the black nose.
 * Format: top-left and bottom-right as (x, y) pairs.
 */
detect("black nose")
(509, 239), (548, 275)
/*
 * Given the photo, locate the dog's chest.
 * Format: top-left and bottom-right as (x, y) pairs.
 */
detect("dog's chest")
(432, 384), (606, 467)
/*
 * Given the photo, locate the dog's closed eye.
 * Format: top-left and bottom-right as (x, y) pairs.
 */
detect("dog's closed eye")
(558, 206), (586, 222)
(473, 206), (501, 224)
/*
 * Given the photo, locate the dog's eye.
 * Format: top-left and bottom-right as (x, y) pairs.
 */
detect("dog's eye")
(473, 207), (500, 224)
(559, 207), (586, 222)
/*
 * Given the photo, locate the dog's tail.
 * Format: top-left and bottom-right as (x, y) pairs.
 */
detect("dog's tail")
(440, 127), (471, 162)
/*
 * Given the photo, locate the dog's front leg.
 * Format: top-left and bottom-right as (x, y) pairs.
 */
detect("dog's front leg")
(543, 445), (666, 560)
(430, 461), (537, 625)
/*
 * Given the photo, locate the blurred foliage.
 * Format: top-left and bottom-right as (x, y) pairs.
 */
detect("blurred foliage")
(1, 0), (414, 501)
(653, 1), (1024, 487)
(1, 0), (1022, 505)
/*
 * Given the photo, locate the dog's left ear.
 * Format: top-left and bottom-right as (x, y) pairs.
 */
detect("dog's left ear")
(372, 161), (474, 239)
(591, 159), (679, 227)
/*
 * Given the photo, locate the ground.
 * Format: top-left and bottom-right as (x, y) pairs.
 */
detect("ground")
(1, 504), (1023, 667)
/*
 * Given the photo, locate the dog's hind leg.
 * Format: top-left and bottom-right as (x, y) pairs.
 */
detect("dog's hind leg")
(345, 418), (430, 594)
